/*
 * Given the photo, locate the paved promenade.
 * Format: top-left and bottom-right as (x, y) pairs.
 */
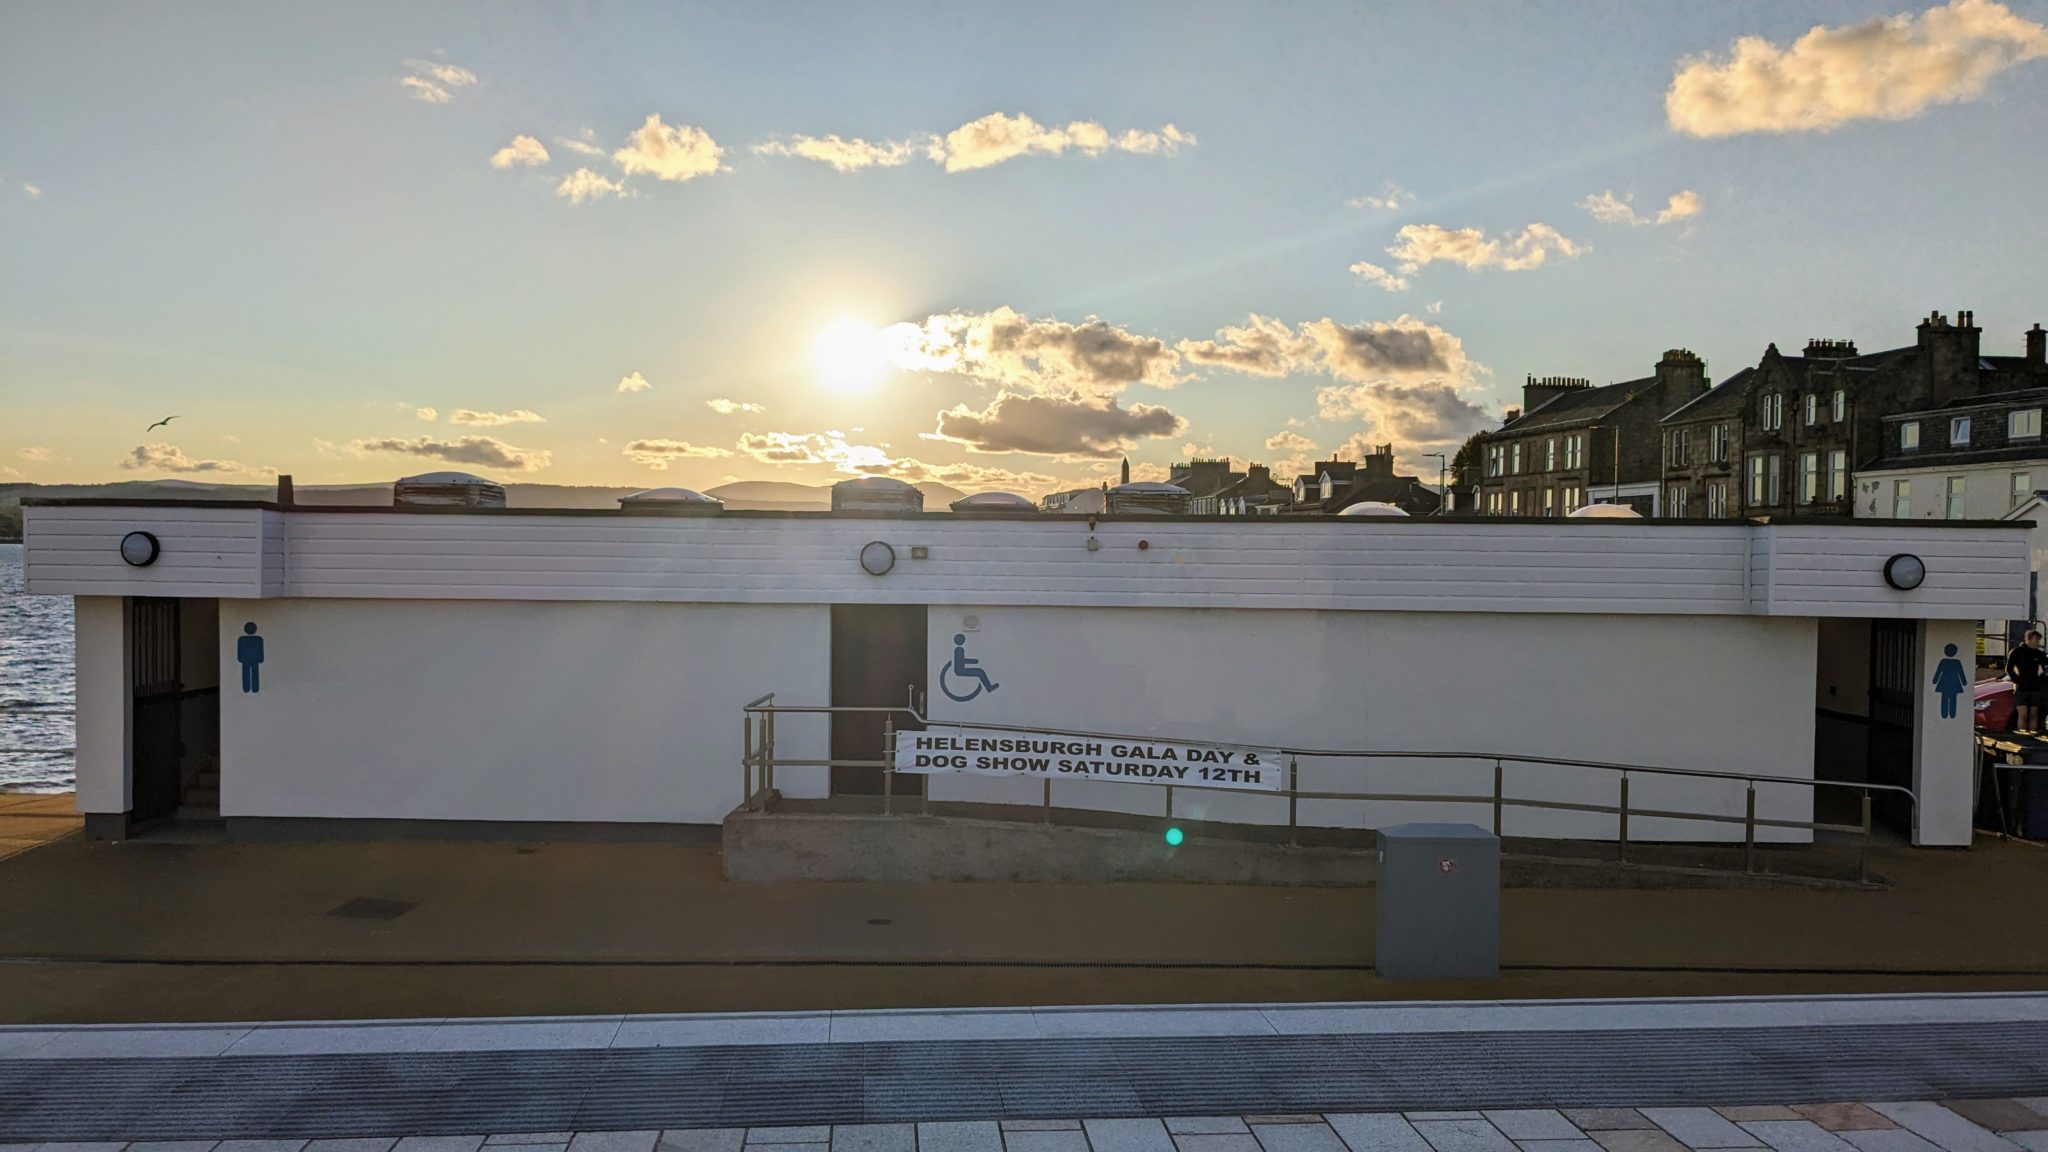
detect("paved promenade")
(1, 996), (2045, 1145)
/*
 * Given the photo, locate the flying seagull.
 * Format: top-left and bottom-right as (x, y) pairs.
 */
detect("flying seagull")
(145, 415), (180, 433)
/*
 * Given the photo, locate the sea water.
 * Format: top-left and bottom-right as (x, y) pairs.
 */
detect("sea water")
(0, 543), (74, 791)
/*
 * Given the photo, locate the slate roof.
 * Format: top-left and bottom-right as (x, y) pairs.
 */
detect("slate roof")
(1500, 379), (1643, 435)
(1663, 367), (1754, 424)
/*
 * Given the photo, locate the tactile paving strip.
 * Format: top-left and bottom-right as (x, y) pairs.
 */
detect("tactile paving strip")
(2, 1021), (2045, 1141)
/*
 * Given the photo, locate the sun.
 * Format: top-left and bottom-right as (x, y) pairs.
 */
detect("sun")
(812, 317), (888, 394)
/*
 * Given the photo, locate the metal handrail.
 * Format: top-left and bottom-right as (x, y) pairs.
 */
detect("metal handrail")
(740, 695), (1910, 881)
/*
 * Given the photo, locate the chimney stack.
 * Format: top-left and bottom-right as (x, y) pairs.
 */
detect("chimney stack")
(2028, 323), (2045, 367)
(276, 474), (295, 506)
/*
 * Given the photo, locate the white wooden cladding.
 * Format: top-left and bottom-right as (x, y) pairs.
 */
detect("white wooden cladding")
(23, 504), (2029, 618)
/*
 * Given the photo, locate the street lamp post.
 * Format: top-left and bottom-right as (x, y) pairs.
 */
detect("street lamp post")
(1423, 452), (1448, 515)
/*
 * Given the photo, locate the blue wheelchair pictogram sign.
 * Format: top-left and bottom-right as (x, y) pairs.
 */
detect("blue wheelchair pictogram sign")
(940, 633), (999, 703)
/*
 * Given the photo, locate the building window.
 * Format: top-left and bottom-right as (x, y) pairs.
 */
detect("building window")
(1832, 390), (1846, 422)
(1509, 489), (1523, 515)
(1748, 454), (1782, 506)
(2015, 473), (2033, 509)
(1709, 423), (1728, 464)
(1800, 452), (1819, 504)
(1510, 443), (1522, 475)
(1565, 434), (1583, 470)
(1562, 484), (1582, 513)
(1706, 481), (1727, 519)
(1543, 487), (1555, 516)
(1761, 393), (1782, 432)
(1805, 394), (1818, 426)
(1545, 438), (1557, 471)
(1947, 476), (1966, 519)
(1486, 490), (1502, 515)
(1828, 450), (1846, 501)
(1902, 422), (1920, 450)
(1667, 483), (1689, 517)
(1893, 479), (1911, 519)
(1768, 455), (1781, 504)
(1951, 416), (1972, 446)
(2013, 409), (2043, 440)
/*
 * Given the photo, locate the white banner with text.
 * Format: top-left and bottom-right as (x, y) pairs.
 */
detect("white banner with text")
(894, 728), (1287, 792)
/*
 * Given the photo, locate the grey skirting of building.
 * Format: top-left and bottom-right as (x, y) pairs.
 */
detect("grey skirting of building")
(3, 1020), (2047, 1142)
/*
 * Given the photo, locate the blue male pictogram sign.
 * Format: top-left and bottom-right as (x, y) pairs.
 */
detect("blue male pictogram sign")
(1932, 642), (1969, 719)
(939, 633), (999, 703)
(237, 622), (265, 694)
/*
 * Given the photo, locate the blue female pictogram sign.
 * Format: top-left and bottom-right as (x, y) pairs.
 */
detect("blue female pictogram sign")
(1932, 642), (1969, 719)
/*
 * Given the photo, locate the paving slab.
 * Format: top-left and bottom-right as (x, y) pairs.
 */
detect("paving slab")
(829, 1127), (911, 1152)
(1412, 1120), (1518, 1152)
(1940, 1104), (2048, 1135)
(2007, 1137), (2048, 1152)
(1083, 1120), (1177, 1152)
(918, 1124), (1003, 1152)
(1163, 1121), (1249, 1137)
(1485, 1114), (1582, 1142)
(1869, 1105), (2021, 1152)
(1639, 1109), (1762, 1149)
(491, 1139), (576, 1147)
(305, 1142), (399, 1152)
(1562, 1115), (1653, 1134)
(1720, 1112), (1805, 1125)
(657, 1134), (744, 1152)
(1169, 1138), (1260, 1152)
(1841, 1135), (1943, 1152)
(747, 1132), (830, 1147)
(1588, 1133), (1687, 1152)
(1739, 1122), (1858, 1152)
(1325, 1115), (1432, 1152)
(1002, 1123), (1083, 1133)
(1250, 1125), (1350, 1152)
(1005, 1133), (1091, 1152)
(392, 1140), (485, 1152)
(1515, 1142), (1601, 1152)
(215, 1143), (311, 1152)
(1794, 1108), (1896, 1133)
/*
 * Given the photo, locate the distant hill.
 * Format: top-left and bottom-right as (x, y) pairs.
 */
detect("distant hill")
(0, 476), (980, 537)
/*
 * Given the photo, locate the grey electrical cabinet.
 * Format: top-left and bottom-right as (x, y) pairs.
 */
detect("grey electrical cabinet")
(1374, 823), (1500, 980)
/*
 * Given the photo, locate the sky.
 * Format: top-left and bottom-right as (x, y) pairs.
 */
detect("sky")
(4, 0), (2048, 495)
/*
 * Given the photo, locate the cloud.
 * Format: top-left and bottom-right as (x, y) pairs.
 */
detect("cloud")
(622, 439), (734, 468)
(400, 58), (477, 104)
(1656, 189), (1703, 224)
(556, 168), (628, 203)
(1386, 222), (1586, 273)
(1264, 429), (1319, 480)
(855, 455), (1057, 492)
(1346, 182), (1414, 210)
(120, 443), (263, 475)
(351, 435), (551, 472)
(930, 112), (1192, 173)
(17, 447), (54, 462)
(879, 307), (1184, 397)
(751, 134), (924, 171)
(616, 371), (652, 393)
(22, 184), (40, 199)
(1350, 260), (1412, 293)
(448, 408), (545, 426)
(931, 393), (1184, 458)
(413, 406), (438, 421)
(612, 114), (724, 183)
(1315, 380), (1495, 458)
(557, 131), (607, 157)
(1426, 301), (1443, 314)
(737, 430), (892, 471)
(1180, 314), (1473, 385)
(0, 466), (17, 479)
(1666, 0), (2048, 137)
(490, 135), (550, 169)
(1265, 430), (1318, 454)
(1580, 189), (1703, 226)
(706, 398), (764, 414)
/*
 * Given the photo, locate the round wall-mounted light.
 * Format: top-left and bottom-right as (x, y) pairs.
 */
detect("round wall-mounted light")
(118, 531), (161, 568)
(859, 540), (897, 576)
(1883, 553), (1926, 591)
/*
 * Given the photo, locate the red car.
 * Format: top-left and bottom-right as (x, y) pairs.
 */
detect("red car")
(1977, 678), (2016, 731)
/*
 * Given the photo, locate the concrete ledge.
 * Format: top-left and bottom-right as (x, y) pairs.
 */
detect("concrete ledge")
(227, 816), (723, 844)
(720, 809), (1861, 887)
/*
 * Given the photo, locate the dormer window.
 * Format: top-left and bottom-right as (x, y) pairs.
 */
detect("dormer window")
(1901, 421), (1920, 450)
(1951, 416), (1972, 446)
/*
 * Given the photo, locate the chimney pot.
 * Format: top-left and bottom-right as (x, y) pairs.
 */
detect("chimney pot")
(2027, 323), (2046, 367)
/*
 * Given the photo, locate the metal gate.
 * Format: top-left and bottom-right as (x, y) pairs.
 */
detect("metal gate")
(129, 597), (184, 823)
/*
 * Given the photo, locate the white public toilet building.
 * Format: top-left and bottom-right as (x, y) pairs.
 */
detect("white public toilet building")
(20, 492), (2030, 850)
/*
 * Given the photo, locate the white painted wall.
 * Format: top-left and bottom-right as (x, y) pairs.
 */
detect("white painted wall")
(1914, 618), (1978, 847)
(71, 596), (128, 815)
(924, 607), (1818, 842)
(218, 600), (829, 825)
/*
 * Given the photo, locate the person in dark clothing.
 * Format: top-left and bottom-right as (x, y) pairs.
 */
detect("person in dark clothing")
(2009, 629), (2048, 733)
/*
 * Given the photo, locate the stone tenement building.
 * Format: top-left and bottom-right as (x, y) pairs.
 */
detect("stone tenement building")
(1658, 310), (2048, 519)
(1471, 351), (1709, 517)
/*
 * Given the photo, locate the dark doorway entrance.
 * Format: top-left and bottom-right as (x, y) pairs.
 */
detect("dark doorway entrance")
(1866, 618), (1918, 835)
(129, 597), (184, 823)
(830, 605), (927, 796)
(128, 597), (222, 829)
